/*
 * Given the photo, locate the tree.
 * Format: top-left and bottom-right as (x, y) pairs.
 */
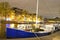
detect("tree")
(0, 2), (13, 20)
(0, 2), (14, 38)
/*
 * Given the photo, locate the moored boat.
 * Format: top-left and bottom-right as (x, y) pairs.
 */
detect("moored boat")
(6, 27), (51, 38)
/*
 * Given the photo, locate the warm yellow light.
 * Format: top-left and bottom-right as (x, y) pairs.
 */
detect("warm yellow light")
(10, 24), (15, 28)
(11, 12), (15, 15)
(22, 15), (25, 16)
(10, 15), (15, 20)
(29, 19), (32, 21)
(48, 21), (55, 22)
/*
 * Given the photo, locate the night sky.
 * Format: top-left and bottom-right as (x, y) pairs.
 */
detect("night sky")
(0, 0), (60, 18)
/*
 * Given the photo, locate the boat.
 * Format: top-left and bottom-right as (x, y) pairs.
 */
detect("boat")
(6, 23), (55, 38)
(6, 27), (51, 38)
(6, 0), (60, 38)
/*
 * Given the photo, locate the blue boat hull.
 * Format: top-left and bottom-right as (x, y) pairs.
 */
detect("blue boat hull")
(6, 28), (51, 38)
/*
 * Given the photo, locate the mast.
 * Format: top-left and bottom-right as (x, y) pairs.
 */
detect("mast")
(34, 0), (40, 40)
(36, 0), (39, 28)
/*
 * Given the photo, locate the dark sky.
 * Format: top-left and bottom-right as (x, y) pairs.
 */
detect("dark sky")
(0, 0), (60, 18)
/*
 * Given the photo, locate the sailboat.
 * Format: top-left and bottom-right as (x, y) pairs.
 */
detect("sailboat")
(6, 0), (56, 38)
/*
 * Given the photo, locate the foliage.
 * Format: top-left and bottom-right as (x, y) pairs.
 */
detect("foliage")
(0, 2), (12, 17)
